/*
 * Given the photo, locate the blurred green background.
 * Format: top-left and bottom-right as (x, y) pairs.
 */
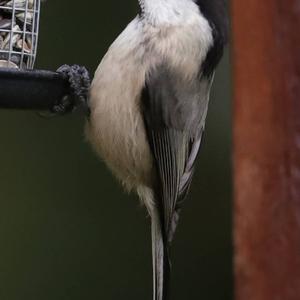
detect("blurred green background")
(0, 1), (232, 299)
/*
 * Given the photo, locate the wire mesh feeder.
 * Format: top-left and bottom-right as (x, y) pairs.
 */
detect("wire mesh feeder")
(0, 0), (90, 113)
(0, 0), (40, 69)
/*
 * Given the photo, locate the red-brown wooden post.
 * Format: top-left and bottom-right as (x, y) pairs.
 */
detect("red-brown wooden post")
(232, 1), (300, 300)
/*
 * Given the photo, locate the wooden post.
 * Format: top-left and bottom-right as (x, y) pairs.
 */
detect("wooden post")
(232, 1), (300, 299)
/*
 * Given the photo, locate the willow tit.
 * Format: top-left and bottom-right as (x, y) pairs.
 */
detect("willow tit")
(86, 0), (228, 299)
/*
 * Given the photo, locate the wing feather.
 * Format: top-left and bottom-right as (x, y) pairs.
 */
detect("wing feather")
(142, 65), (213, 242)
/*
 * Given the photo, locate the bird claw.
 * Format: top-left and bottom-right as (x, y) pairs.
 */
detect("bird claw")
(51, 95), (74, 115)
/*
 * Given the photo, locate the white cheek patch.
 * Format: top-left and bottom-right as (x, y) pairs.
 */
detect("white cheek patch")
(140, 0), (210, 27)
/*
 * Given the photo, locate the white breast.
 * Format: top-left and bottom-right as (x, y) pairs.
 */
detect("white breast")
(86, 8), (213, 192)
(86, 18), (152, 191)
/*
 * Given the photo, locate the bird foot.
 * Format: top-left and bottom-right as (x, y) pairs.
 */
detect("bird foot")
(52, 64), (91, 116)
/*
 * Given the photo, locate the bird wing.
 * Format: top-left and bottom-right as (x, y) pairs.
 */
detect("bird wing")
(141, 64), (214, 243)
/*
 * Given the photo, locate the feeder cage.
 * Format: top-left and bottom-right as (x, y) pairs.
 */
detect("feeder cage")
(0, 0), (40, 69)
(0, 0), (90, 113)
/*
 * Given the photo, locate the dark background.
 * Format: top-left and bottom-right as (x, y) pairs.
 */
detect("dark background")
(0, 1), (232, 299)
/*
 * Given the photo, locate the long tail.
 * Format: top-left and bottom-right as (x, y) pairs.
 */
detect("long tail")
(151, 210), (170, 300)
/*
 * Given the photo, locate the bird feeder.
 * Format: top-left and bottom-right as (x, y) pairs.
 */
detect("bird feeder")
(0, 0), (90, 112)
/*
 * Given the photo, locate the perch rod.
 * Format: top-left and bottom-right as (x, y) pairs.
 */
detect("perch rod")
(0, 66), (90, 112)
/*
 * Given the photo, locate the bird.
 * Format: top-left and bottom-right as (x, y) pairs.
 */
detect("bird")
(86, 0), (228, 299)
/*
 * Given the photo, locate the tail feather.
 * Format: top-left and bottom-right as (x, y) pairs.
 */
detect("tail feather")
(137, 186), (171, 300)
(151, 211), (170, 300)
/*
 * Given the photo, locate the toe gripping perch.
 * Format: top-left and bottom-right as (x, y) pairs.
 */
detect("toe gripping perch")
(0, 65), (91, 115)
